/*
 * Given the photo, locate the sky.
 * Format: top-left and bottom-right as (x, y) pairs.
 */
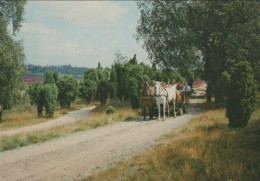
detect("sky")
(17, 1), (149, 68)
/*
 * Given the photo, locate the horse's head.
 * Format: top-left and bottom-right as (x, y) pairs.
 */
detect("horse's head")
(154, 82), (162, 96)
(143, 81), (150, 95)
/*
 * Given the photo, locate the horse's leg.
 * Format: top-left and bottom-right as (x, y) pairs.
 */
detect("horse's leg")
(143, 106), (145, 120)
(179, 103), (183, 116)
(173, 99), (176, 117)
(157, 102), (160, 121)
(163, 101), (166, 120)
(149, 102), (154, 120)
(167, 102), (171, 117)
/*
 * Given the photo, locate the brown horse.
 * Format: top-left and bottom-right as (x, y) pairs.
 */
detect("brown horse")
(175, 90), (184, 115)
(142, 81), (156, 120)
(141, 97), (155, 120)
(142, 81), (155, 97)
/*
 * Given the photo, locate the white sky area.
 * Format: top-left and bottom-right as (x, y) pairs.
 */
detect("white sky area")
(17, 1), (150, 68)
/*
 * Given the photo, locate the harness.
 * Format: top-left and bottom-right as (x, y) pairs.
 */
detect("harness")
(155, 86), (168, 98)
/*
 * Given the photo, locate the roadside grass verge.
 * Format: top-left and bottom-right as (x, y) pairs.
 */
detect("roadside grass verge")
(0, 101), (138, 152)
(84, 104), (260, 180)
(0, 97), (91, 130)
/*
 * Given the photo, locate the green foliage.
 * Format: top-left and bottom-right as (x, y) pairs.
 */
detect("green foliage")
(85, 68), (99, 83)
(85, 79), (97, 103)
(114, 63), (130, 101)
(226, 61), (257, 128)
(109, 66), (118, 100)
(128, 54), (137, 65)
(136, 1), (260, 103)
(27, 64), (87, 79)
(28, 82), (58, 118)
(57, 75), (78, 108)
(28, 82), (45, 116)
(53, 70), (59, 84)
(44, 84), (58, 118)
(80, 69), (99, 103)
(106, 106), (116, 114)
(44, 70), (55, 84)
(0, 1), (27, 34)
(0, 1), (26, 122)
(97, 79), (110, 105)
(128, 65), (144, 109)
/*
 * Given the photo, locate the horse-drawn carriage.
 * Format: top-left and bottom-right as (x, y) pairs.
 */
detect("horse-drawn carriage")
(142, 81), (191, 121)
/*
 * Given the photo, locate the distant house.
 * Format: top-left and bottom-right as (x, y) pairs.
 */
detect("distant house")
(192, 79), (206, 89)
(24, 76), (44, 86)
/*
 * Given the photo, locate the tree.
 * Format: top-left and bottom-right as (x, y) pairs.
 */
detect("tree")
(0, 1), (26, 122)
(188, 1), (260, 102)
(53, 70), (59, 84)
(127, 64), (146, 109)
(97, 62), (102, 69)
(97, 79), (110, 105)
(44, 70), (55, 84)
(109, 66), (118, 100)
(43, 84), (58, 118)
(136, 1), (260, 103)
(226, 61), (257, 128)
(28, 82), (58, 118)
(27, 82), (45, 116)
(136, 1), (199, 74)
(80, 69), (99, 103)
(114, 63), (130, 101)
(128, 54), (137, 65)
(57, 75), (78, 108)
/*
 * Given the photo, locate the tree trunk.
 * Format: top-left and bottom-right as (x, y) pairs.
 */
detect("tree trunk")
(0, 110), (3, 123)
(207, 82), (212, 103)
(214, 90), (224, 103)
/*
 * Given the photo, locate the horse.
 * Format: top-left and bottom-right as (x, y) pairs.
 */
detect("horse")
(154, 81), (168, 120)
(165, 84), (178, 117)
(141, 97), (155, 120)
(175, 90), (183, 116)
(143, 81), (155, 97)
(142, 81), (156, 120)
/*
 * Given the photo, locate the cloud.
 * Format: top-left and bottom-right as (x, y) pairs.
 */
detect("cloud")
(34, 1), (129, 27)
(19, 23), (89, 65)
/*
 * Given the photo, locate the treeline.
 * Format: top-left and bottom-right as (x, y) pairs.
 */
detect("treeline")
(26, 64), (88, 79)
(26, 55), (188, 118)
(79, 55), (187, 109)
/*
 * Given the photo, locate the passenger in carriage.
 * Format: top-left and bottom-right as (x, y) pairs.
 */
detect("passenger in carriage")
(170, 79), (176, 86)
(177, 81), (185, 102)
(162, 82), (168, 88)
(184, 81), (191, 102)
(177, 81), (185, 92)
(184, 81), (191, 92)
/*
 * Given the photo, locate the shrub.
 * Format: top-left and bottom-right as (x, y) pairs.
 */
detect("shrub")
(43, 84), (58, 118)
(226, 61), (257, 127)
(106, 106), (116, 114)
(28, 83), (58, 118)
(57, 75), (78, 108)
(44, 71), (55, 84)
(97, 79), (110, 105)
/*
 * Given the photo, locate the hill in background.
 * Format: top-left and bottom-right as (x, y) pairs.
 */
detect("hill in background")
(26, 64), (88, 79)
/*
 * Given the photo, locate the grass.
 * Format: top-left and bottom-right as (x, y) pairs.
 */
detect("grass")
(0, 97), (91, 130)
(0, 100), (138, 152)
(84, 102), (260, 180)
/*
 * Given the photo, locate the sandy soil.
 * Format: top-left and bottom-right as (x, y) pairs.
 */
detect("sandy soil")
(0, 91), (205, 181)
(0, 106), (96, 137)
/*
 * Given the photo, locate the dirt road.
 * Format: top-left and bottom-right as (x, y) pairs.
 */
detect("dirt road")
(0, 92), (204, 181)
(0, 106), (95, 137)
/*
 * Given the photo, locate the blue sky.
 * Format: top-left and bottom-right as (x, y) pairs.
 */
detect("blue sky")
(17, 1), (149, 68)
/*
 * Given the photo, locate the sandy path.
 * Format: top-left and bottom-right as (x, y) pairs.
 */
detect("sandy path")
(0, 106), (96, 137)
(0, 92), (204, 181)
